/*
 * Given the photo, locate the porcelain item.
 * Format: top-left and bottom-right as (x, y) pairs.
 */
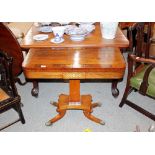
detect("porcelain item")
(52, 26), (66, 38)
(33, 34), (48, 41)
(50, 38), (64, 43)
(70, 35), (85, 41)
(100, 22), (118, 39)
(67, 27), (88, 41)
(79, 24), (95, 33)
(39, 26), (52, 33)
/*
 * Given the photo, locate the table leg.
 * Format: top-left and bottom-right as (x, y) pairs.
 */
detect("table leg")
(31, 80), (39, 97)
(45, 94), (68, 126)
(111, 80), (119, 98)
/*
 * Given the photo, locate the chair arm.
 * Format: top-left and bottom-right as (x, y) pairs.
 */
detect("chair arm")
(129, 54), (155, 65)
(129, 54), (155, 95)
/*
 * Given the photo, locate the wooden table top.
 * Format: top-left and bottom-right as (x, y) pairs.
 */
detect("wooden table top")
(21, 23), (129, 49)
(22, 47), (126, 79)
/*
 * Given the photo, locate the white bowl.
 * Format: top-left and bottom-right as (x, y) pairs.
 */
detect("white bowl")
(52, 26), (66, 38)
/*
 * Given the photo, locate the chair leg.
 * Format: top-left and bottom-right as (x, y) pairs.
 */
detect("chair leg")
(17, 104), (25, 124)
(14, 102), (25, 124)
(119, 85), (131, 107)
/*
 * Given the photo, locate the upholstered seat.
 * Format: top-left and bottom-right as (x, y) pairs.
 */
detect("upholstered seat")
(130, 64), (155, 98)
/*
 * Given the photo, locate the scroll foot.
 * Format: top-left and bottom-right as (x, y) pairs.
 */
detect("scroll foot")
(45, 121), (53, 126)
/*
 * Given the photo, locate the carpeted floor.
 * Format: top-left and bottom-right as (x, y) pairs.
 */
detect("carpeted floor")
(0, 53), (155, 132)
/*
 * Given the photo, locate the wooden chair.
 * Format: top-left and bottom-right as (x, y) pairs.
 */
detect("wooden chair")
(119, 22), (155, 121)
(119, 54), (155, 120)
(0, 51), (25, 131)
(0, 22), (27, 85)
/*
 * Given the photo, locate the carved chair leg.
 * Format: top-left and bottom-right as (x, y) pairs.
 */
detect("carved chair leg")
(31, 80), (39, 97)
(13, 102), (25, 124)
(111, 80), (119, 98)
(17, 105), (25, 124)
(119, 85), (131, 107)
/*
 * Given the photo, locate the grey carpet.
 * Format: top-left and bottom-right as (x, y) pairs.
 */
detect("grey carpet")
(0, 53), (155, 132)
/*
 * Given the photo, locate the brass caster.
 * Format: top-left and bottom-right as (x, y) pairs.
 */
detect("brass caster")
(100, 120), (105, 125)
(45, 121), (53, 126)
(50, 101), (57, 107)
(97, 102), (102, 107)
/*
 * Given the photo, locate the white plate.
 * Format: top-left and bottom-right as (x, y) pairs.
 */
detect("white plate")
(39, 26), (52, 33)
(70, 35), (85, 41)
(50, 38), (64, 43)
(33, 34), (48, 41)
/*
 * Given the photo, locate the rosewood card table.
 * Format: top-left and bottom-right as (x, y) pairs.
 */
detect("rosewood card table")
(22, 47), (126, 125)
(21, 22), (129, 98)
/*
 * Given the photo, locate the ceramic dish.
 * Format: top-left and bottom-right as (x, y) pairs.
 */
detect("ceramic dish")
(79, 24), (95, 33)
(50, 38), (64, 43)
(67, 27), (88, 36)
(65, 25), (78, 34)
(39, 26), (52, 33)
(33, 34), (48, 41)
(70, 35), (85, 41)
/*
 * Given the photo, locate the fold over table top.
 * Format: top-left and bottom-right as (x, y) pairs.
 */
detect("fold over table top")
(22, 47), (126, 79)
